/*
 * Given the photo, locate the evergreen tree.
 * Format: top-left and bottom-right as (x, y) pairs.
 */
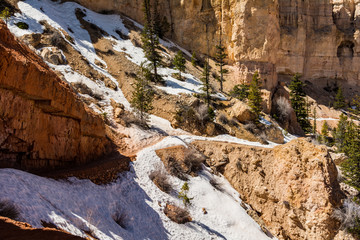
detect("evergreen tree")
(130, 62), (154, 126)
(289, 73), (311, 133)
(178, 182), (193, 207)
(152, 0), (169, 39)
(141, 0), (162, 83)
(313, 107), (317, 135)
(334, 113), (349, 152)
(201, 61), (211, 107)
(173, 51), (186, 80)
(351, 95), (360, 116)
(248, 72), (263, 123)
(215, 38), (228, 92)
(230, 84), (249, 101)
(341, 121), (360, 191)
(334, 87), (346, 109)
(320, 121), (329, 144)
(0, 7), (10, 24)
(191, 52), (197, 67)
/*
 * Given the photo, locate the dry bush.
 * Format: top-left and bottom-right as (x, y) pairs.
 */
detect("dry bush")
(0, 200), (19, 220)
(276, 96), (292, 123)
(50, 31), (63, 47)
(218, 114), (229, 125)
(334, 199), (360, 231)
(244, 122), (257, 132)
(183, 147), (205, 174)
(149, 169), (173, 193)
(209, 178), (222, 191)
(164, 203), (192, 224)
(164, 156), (188, 181)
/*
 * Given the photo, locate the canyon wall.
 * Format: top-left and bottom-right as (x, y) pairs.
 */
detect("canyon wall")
(192, 138), (345, 240)
(0, 22), (111, 172)
(73, 0), (360, 91)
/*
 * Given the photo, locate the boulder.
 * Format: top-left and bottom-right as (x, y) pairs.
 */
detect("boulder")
(227, 99), (256, 123)
(40, 47), (66, 65)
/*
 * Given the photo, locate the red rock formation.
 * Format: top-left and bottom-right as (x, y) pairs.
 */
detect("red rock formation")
(0, 217), (86, 240)
(0, 22), (111, 171)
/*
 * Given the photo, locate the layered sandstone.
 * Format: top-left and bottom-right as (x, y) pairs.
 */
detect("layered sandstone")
(72, 0), (360, 92)
(0, 22), (111, 171)
(192, 138), (344, 240)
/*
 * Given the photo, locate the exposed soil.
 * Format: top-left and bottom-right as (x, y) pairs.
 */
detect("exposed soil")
(41, 151), (130, 185)
(0, 217), (86, 240)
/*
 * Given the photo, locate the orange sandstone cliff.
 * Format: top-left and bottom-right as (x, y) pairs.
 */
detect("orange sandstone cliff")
(0, 22), (111, 171)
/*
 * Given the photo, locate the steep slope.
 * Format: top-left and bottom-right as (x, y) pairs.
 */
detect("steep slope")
(0, 21), (111, 171)
(72, 0), (360, 96)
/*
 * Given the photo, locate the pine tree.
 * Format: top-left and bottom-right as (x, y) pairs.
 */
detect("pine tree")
(141, 0), (162, 83)
(201, 61), (211, 107)
(130, 62), (154, 126)
(351, 95), (360, 116)
(0, 7), (10, 24)
(173, 51), (186, 80)
(334, 87), (346, 109)
(320, 121), (329, 144)
(334, 113), (349, 152)
(215, 35), (228, 92)
(191, 52), (197, 67)
(341, 121), (360, 191)
(313, 107), (317, 135)
(289, 73), (311, 133)
(178, 182), (193, 207)
(248, 71), (263, 123)
(152, 0), (169, 39)
(230, 84), (249, 101)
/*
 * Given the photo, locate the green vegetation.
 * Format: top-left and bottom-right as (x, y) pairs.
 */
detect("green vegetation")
(141, 0), (162, 83)
(173, 51), (186, 80)
(230, 84), (249, 101)
(319, 121), (329, 144)
(200, 62), (211, 107)
(334, 87), (346, 109)
(289, 73), (311, 133)
(16, 21), (29, 30)
(178, 182), (193, 207)
(248, 72), (263, 123)
(0, 7), (11, 24)
(191, 52), (197, 67)
(215, 38), (228, 92)
(130, 62), (154, 126)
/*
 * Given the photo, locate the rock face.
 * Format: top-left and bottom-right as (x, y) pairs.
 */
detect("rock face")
(0, 22), (111, 171)
(73, 0), (360, 91)
(192, 138), (345, 240)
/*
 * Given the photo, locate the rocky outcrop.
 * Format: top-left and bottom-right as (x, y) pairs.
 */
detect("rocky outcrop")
(192, 138), (345, 240)
(0, 22), (111, 171)
(72, 0), (360, 92)
(0, 217), (86, 240)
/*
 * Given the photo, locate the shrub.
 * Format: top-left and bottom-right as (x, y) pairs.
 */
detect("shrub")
(149, 169), (172, 193)
(178, 182), (193, 207)
(183, 148), (205, 174)
(164, 156), (188, 181)
(209, 178), (222, 191)
(50, 32), (63, 47)
(334, 198), (360, 238)
(164, 203), (191, 224)
(218, 113), (229, 125)
(275, 96), (292, 123)
(16, 22), (29, 30)
(0, 201), (19, 220)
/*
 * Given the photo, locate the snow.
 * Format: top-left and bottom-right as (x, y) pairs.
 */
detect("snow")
(0, 136), (272, 240)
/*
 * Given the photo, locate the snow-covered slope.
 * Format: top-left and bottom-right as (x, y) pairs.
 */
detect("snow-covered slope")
(0, 0), (282, 239)
(0, 137), (271, 240)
